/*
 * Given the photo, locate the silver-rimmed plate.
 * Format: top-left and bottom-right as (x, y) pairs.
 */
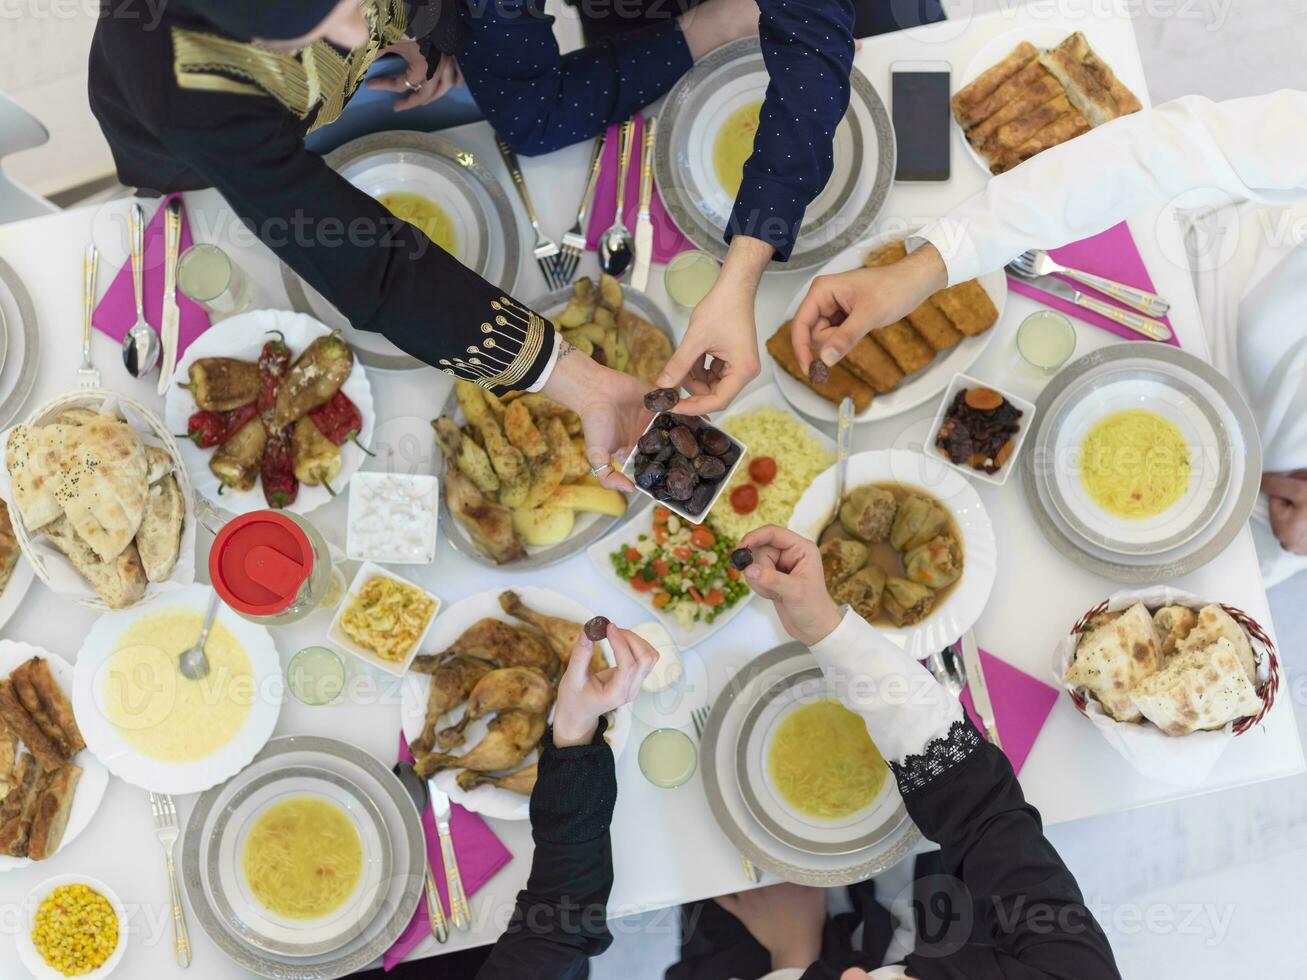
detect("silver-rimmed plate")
(735, 666), (906, 856)
(436, 284), (672, 570)
(182, 736), (424, 980)
(208, 766), (393, 958)
(655, 38), (894, 271)
(701, 642), (919, 886)
(1020, 344), (1262, 582)
(0, 256), (40, 430)
(281, 132), (523, 372)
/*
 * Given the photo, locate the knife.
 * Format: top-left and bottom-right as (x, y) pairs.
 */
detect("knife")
(959, 631), (1001, 748)
(1007, 267), (1172, 342)
(156, 198), (184, 395)
(427, 777), (470, 931)
(391, 762), (449, 943)
(631, 116), (657, 292)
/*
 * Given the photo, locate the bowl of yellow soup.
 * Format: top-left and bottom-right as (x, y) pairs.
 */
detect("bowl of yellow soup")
(208, 766), (391, 958)
(72, 585), (282, 794)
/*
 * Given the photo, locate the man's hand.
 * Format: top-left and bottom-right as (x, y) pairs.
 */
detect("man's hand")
(1263, 472), (1307, 555)
(738, 525), (843, 646)
(542, 344), (653, 492)
(680, 0), (760, 61)
(715, 883), (827, 971)
(366, 41), (463, 111)
(791, 243), (948, 373)
(657, 236), (771, 415)
(552, 626), (659, 748)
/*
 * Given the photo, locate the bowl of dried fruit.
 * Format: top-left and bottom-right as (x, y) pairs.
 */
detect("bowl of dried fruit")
(928, 373), (1036, 487)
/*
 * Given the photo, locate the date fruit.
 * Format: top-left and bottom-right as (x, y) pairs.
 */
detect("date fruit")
(584, 616), (611, 642)
(729, 547), (754, 571)
(643, 387), (680, 412)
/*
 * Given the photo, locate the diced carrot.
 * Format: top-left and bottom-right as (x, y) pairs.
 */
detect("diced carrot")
(625, 547), (641, 561)
(653, 526), (669, 544)
(688, 586), (703, 604)
(726, 567), (740, 581)
(653, 506), (672, 523)
(652, 592), (671, 609)
(629, 574), (657, 592)
(673, 546), (692, 561)
(690, 526), (716, 550)
(653, 559), (670, 578)
(702, 589), (725, 606)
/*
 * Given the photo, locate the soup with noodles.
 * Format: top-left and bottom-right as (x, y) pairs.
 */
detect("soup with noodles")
(242, 796), (363, 920)
(712, 100), (763, 199)
(768, 699), (887, 820)
(1079, 409), (1190, 519)
(378, 192), (457, 256)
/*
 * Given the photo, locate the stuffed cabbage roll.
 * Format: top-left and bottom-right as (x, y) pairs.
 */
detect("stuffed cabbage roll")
(903, 534), (963, 590)
(881, 576), (936, 626)
(820, 538), (868, 588)
(832, 564), (887, 622)
(889, 494), (950, 551)
(839, 485), (898, 543)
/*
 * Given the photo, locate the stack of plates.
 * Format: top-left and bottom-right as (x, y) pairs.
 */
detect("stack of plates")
(182, 736), (424, 979)
(1020, 344), (1262, 582)
(0, 255), (40, 431)
(701, 643), (919, 886)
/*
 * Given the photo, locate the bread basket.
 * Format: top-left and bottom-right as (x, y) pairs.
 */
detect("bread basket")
(0, 389), (197, 610)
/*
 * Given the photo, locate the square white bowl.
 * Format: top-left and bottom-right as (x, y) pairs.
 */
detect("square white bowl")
(926, 373), (1037, 488)
(345, 472), (440, 565)
(327, 562), (442, 677)
(621, 414), (748, 525)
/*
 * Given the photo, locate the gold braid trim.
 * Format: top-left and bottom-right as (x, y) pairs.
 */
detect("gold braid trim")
(438, 297), (549, 390)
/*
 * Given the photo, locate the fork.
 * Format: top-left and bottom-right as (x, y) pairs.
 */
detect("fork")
(495, 135), (561, 289)
(77, 242), (100, 389)
(1010, 249), (1170, 317)
(556, 132), (608, 287)
(149, 792), (192, 968)
(691, 706), (763, 884)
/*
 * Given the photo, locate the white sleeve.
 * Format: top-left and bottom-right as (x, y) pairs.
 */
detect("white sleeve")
(913, 91), (1307, 285)
(807, 609), (962, 764)
(525, 332), (564, 393)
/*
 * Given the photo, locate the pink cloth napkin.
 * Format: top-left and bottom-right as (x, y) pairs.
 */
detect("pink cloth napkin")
(382, 735), (513, 971)
(958, 648), (1059, 776)
(91, 193), (211, 359)
(585, 115), (696, 263)
(1005, 221), (1179, 347)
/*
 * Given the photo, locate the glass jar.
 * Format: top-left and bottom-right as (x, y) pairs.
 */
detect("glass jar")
(209, 510), (342, 627)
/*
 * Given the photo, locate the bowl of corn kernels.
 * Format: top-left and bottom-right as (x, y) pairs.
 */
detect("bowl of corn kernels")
(16, 876), (125, 978)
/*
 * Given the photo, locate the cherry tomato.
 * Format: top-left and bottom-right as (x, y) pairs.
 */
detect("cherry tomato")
(730, 484), (759, 514)
(748, 456), (778, 485)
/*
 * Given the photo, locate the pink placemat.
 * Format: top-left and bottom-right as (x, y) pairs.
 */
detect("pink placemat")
(585, 115), (696, 264)
(959, 648), (1059, 776)
(1006, 221), (1179, 347)
(383, 735), (513, 970)
(91, 193), (211, 360)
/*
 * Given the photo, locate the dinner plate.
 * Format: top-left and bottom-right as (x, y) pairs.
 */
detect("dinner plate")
(210, 767), (392, 958)
(701, 641), (918, 885)
(281, 132), (523, 371)
(164, 309), (375, 518)
(789, 450), (997, 658)
(436, 284), (672, 570)
(1044, 368), (1230, 555)
(183, 736), (424, 980)
(956, 23), (1149, 176)
(399, 587), (633, 821)
(1020, 344), (1262, 582)
(0, 256), (39, 432)
(0, 557), (35, 633)
(655, 38), (894, 271)
(0, 642), (110, 872)
(774, 229), (1008, 424)
(72, 584), (282, 795)
(736, 666), (907, 856)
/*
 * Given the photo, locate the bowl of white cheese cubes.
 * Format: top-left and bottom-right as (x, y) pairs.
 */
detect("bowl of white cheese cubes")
(346, 472), (439, 564)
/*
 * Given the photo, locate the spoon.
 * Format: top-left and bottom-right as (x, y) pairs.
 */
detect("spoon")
(179, 590), (219, 680)
(817, 396), (855, 543)
(598, 119), (636, 279)
(926, 643), (967, 699)
(121, 203), (161, 378)
(392, 761), (450, 944)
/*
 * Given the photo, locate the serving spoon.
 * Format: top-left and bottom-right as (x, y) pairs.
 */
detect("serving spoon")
(179, 590), (218, 681)
(598, 119), (636, 279)
(121, 203), (161, 378)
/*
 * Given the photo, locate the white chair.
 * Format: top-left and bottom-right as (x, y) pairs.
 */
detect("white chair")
(0, 93), (58, 223)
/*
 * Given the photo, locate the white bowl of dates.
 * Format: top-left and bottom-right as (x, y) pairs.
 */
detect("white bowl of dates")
(928, 374), (1035, 488)
(624, 392), (749, 524)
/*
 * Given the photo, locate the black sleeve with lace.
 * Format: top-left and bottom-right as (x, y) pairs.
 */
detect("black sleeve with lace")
(893, 718), (1122, 980)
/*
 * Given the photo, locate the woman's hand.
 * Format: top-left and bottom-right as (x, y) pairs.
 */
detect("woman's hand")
(715, 883), (827, 971)
(790, 243), (949, 373)
(680, 0), (760, 61)
(552, 625), (659, 748)
(1263, 472), (1307, 555)
(738, 525), (842, 646)
(366, 41), (463, 111)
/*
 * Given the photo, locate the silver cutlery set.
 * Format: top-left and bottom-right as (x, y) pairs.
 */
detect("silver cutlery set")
(394, 760), (471, 943)
(496, 116), (656, 291)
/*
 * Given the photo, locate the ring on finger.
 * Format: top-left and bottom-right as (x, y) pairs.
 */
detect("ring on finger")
(404, 80), (421, 93)
(590, 462), (612, 476)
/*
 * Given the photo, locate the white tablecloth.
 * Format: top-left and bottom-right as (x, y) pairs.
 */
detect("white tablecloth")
(0, 2), (1300, 976)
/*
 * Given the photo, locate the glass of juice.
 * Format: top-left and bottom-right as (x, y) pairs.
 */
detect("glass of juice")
(288, 645), (347, 706)
(638, 728), (698, 788)
(1016, 310), (1076, 373)
(664, 250), (721, 310)
(178, 243), (253, 320)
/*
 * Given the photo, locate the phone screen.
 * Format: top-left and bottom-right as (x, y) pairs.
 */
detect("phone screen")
(892, 69), (951, 182)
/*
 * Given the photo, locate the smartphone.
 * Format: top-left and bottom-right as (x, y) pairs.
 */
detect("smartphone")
(891, 60), (952, 182)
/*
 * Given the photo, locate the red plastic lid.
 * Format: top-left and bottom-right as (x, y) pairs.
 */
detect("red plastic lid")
(209, 511), (314, 616)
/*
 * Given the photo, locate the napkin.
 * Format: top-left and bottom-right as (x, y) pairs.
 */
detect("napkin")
(1005, 221), (1179, 347)
(585, 115), (696, 264)
(91, 193), (211, 361)
(958, 647), (1059, 776)
(382, 735), (513, 971)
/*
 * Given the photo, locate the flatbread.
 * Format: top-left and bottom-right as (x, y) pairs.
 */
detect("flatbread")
(4, 425), (69, 530)
(43, 517), (147, 610)
(1132, 637), (1262, 736)
(1153, 605), (1198, 659)
(136, 473), (185, 583)
(1064, 602), (1163, 722)
(1174, 605), (1256, 685)
(51, 416), (148, 563)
